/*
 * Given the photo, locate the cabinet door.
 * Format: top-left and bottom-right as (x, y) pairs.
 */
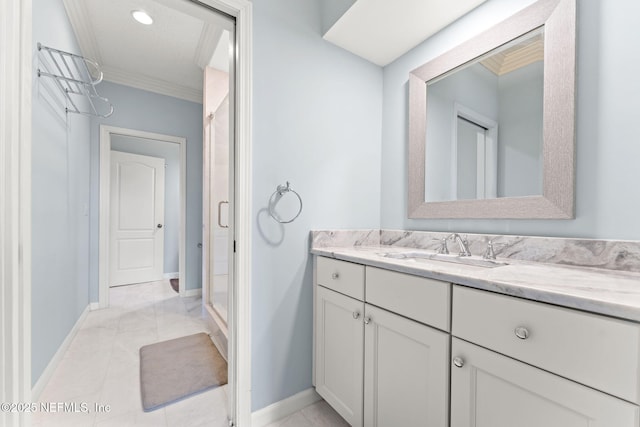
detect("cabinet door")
(364, 304), (449, 427)
(451, 338), (640, 427)
(315, 285), (364, 426)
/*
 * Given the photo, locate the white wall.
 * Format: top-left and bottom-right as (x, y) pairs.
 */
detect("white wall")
(381, 0), (640, 240)
(110, 135), (181, 275)
(90, 81), (204, 295)
(31, 0), (91, 385)
(252, 0), (383, 411)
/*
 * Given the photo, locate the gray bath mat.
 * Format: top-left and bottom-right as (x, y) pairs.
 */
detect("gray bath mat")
(139, 332), (227, 411)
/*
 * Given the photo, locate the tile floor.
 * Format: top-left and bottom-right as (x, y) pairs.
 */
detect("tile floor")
(32, 279), (347, 427)
(263, 400), (349, 427)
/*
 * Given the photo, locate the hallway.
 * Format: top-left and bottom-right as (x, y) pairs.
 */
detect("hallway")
(32, 280), (228, 427)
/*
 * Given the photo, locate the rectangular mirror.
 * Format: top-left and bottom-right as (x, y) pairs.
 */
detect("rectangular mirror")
(409, 0), (575, 218)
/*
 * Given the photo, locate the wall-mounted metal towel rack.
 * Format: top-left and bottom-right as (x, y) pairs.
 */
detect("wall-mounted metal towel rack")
(37, 43), (114, 118)
(269, 182), (303, 224)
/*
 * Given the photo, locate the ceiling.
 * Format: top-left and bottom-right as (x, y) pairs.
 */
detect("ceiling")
(481, 31), (543, 76)
(324, 0), (488, 66)
(62, 0), (233, 103)
(63, 0), (488, 102)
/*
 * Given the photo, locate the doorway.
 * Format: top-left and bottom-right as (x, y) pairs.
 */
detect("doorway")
(2, 0), (252, 424)
(452, 103), (498, 200)
(99, 126), (187, 305)
(109, 150), (167, 287)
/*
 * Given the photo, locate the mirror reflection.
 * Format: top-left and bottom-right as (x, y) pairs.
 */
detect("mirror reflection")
(424, 28), (544, 202)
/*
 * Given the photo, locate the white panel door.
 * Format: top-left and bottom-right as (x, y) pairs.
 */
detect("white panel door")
(450, 338), (640, 427)
(315, 285), (365, 427)
(110, 151), (165, 286)
(364, 304), (449, 427)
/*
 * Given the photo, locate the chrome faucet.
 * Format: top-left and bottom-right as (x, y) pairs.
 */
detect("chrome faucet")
(483, 240), (497, 260)
(483, 239), (505, 260)
(448, 233), (471, 257)
(435, 237), (449, 254)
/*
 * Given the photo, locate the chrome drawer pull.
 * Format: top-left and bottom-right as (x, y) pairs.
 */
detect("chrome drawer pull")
(453, 357), (465, 368)
(353, 311), (360, 320)
(515, 326), (530, 340)
(364, 316), (371, 325)
(331, 272), (339, 280)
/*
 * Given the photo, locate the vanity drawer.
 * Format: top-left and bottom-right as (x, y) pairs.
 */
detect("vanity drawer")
(366, 267), (450, 331)
(316, 257), (365, 300)
(452, 286), (640, 404)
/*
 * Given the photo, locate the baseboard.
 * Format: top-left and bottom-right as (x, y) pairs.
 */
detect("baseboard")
(251, 388), (322, 427)
(184, 288), (202, 297)
(32, 304), (91, 400)
(163, 272), (179, 279)
(89, 302), (100, 311)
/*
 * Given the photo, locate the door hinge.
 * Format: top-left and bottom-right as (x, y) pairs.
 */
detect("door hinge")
(233, 240), (237, 253)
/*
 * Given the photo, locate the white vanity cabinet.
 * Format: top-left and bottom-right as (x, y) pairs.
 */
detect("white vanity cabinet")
(363, 303), (449, 427)
(450, 338), (639, 427)
(314, 255), (640, 427)
(315, 285), (365, 426)
(314, 257), (450, 427)
(451, 286), (640, 427)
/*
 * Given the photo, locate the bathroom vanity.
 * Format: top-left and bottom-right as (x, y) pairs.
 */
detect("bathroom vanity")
(311, 230), (640, 427)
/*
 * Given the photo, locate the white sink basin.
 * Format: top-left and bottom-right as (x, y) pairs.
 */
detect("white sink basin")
(379, 251), (508, 268)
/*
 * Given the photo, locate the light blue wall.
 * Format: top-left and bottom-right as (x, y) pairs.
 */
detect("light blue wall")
(381, 0), (640, 240)
(110, 135), (181, 275)
(426, 63), (498, 201)
(31, 0), (91, 384)
(252, 0), (383, 411)
(498, 61), (543, 197)
(89, 82), (203, 296)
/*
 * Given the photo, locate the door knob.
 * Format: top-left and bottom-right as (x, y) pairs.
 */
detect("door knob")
(453, 357), (465, 368)
(157, 224), (163, 228)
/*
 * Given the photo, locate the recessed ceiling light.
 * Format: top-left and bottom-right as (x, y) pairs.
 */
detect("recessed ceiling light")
(131, 10), (153, 25)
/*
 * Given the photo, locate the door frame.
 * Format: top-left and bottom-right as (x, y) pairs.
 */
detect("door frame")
(0, 0), (32, 425)
(2, 0), (252, 425)
(196, 1), (253, 425)
(99, 125), (186, 305)
(451, 102), (498, 200)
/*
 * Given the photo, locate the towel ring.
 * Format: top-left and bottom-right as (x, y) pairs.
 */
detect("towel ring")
(268, 181), (303, 224)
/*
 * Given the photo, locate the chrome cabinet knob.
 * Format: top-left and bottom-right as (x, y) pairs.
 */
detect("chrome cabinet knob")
(453, 357), (465, 368)
(331, 272), (339, 280)
(363, 316), (371, 325)
(514, 326), (530, 340)
(352, 311), (360, 320)
(157, 224), (163, 228)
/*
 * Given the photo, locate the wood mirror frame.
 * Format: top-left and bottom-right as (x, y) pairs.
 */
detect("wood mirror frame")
(408, 0), (576, 219)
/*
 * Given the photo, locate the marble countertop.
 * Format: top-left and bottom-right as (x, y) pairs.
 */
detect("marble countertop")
(311, 245), (640, 323)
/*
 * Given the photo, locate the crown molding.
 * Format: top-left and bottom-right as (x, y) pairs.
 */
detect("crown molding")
(481, 36), (543, 76)
(102, 66), (203, 104)
(62, 0), (103, 63)
(195, 23), (224, 70)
